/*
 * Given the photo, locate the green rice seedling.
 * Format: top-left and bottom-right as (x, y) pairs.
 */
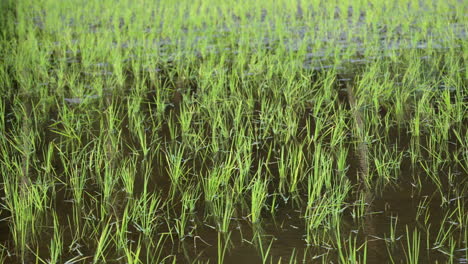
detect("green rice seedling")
(279, 106), (300, 144)
(127, 95), (151, 157)
(277, 147), (288, 195)
(436, 236), (458, 264)
(41, 142), (56, 182)
(102, 100), (123, 149)
(372, 144), (403, 184)
(167, 112), (179, 142)
(329, 110), (349, 150)
(142, 234), (169, 264)
(148, 86), (169, 128)
(453, 194), (466, 230)
(385, 215), (402, 244)
(315, 69), (337, 106)
(287, 248), (297, 264)
(48, 211), (62, 264)
(60, 152), (87, 206)
(122, 238), (143, 264)
(231, 102), (247, 133)
(210, 109), (233, 154)
(403, 226), (421, 264)
(115, 204), (131, 251)
(415, 196), (431, 223)
(202, 164), (234, 203)
(419, 160), (444, 201)
(233, 137), (253, 196)
(427, 133), (446, 166)
(287, 143), (307, 196)
(4, 182), (34, 259)
(49, 117), (81, 150)
(217, 232), (232, 264)
(131, 193), (163, 239)
(165, 144), (188, 197)
(119, 158), (137, 197)
(409, 136), (422, 166)
(109, 47), (127, 89)
(304, 198), (332, 245)
(433, 210), (458, 251)
(304, 146), (350, 244)
(92, 219), (113, 264)
(308, 111), (324, 144)
(258, 101), (277, 141)
(182, 188), (199, 216)
(8, 105), (37, 183)
(336, 233), (367, 264)
(432, 112), (451, 155)
(254, 233), (274, 264)
(350, 192), (368, 220)
(307, 143), (333, 204)
(3, 173), (49, 260)
(250, 173), (268, 223)
(424, 224), (432, 255)
(210, 192), (235, 233)
(175, 187), (200, 240)
(409, 99), (424, 139)
(100, 159), (119, 212)
(178, 103), (197, 148)
(335, 146), (348, 180)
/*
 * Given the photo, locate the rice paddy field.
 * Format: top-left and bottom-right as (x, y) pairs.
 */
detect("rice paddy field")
(0, 0), (467, 263)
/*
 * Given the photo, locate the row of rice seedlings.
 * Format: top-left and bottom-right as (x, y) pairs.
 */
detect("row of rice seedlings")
(3, 0), (463, 101)
(0, 97), (48, 261)
(352, 47), (466, 193)
(2, 175), (49, 260)
(45, 96), (167, 261)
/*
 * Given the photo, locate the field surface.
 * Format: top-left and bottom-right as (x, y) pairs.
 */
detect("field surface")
(0, 0), (467, 263)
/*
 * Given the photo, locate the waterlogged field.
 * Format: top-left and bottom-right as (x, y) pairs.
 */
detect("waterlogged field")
(0, 0), (467, 263)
